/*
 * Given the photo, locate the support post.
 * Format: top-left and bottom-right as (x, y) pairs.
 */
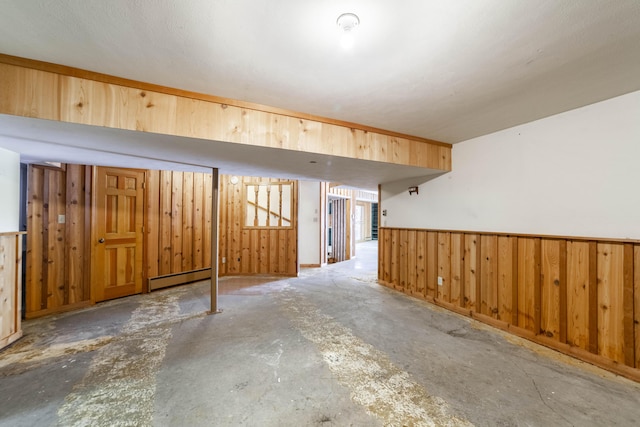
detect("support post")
(210, 168), (221, 314)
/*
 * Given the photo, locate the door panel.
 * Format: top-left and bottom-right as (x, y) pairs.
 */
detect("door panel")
(93, 167), (144, 302)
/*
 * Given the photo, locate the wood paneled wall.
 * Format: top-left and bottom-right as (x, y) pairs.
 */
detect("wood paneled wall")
(379, 227), (640, 381)
(26, 165), (92, 317)
(329, 198), (351, 263)
(145, 170), (213, 278)
(218, 176), (298, 276)
(0, 56), (452, 172)
(26, 165), (298, 317)
(0, 232), (24, 350)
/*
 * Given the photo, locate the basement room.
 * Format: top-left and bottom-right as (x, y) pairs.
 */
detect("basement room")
(1, 1), (640, 426)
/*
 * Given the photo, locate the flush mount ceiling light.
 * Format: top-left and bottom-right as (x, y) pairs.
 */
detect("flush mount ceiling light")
(337, 12), (360, 49)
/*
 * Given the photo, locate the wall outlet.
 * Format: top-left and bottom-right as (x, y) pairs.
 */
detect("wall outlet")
(437, 276), (443, 286)
(222, 257), (226, 263)
(58, 214), (65, 224)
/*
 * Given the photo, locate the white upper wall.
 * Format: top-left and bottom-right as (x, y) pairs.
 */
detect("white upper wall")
(0, 147), (20, 232)
(381, 90), (640, 240)
(298, 181), (321, 265)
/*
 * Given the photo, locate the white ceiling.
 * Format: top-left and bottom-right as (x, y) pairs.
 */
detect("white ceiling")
(1, 1), (639, 188)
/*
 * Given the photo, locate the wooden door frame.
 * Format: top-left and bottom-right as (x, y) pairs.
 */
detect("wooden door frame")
(90, 166), (147, 303)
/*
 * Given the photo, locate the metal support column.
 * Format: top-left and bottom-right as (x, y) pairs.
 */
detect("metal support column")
(209, 168), (221, 314)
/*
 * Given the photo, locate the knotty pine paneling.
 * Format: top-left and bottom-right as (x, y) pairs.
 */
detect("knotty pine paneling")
(26, 164), (92, 318)
(0, 59), (451, 172)
(379, 227), (640, 381)
(566, 241), (591, 350)
(218, 176), (297, 276)
(146, 170), (213, 278)
(27, 166), (215, 317)
(0, 232), (24, 350)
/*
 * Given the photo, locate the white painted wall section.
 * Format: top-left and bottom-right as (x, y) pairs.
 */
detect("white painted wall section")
(298, 180), (321, 265)
(381, 90), (640, 240)
(0, 146), (20, 232)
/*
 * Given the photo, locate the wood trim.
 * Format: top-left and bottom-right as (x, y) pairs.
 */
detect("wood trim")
(533, 238), (542, 335)
(559, 239), (568, 343)
(148, 268), (212, 291)
(379, 227), (640, 245)
(0, 231), (27, 237)
(24, 300), (92, 319)
(0, 53), (451, 148)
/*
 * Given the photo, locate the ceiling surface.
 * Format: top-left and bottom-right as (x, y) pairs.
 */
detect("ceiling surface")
(1, 1), (639, 188)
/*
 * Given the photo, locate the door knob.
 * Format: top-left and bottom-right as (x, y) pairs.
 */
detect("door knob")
(98, 238), (105, 243)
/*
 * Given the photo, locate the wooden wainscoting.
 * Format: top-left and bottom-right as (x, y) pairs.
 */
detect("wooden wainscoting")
(218, 176), (298, 276)
(379, 227), (640, 381)
(0, 232), (25, 350)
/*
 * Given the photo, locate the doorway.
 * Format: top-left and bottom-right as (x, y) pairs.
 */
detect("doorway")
(92, 167), (145, 302)
(327, 196), (350, 263)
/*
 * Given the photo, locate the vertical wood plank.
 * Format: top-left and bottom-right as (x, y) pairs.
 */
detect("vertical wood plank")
(567, 241), (590, 350)
(415, 231), (427, 297)
(382, 228), (391, 283)
(48, 169), (66, 310)
(463, 234), (478, 310)
(634, 245), (640, 368)
(623, 244), (634, 367)
(171, 172), (183, 273)
(26, 166), (44, 313)
(192, 173), (204, 270)
(511, 237), (519, 325)
(534, 238), (542, 335)
(203, 173), (213, 269)
(437, 232), (451, 302)
(390, 229), (399, 288)
(480, 234), (498, 317)
(83, 166), (92, 302)
(399, 229), (408, 291)
(41, 168), (50, 311)
(407, 230), (417, 296)
(541, 239), (561, 340)
(450, 233), (464, 307)
(597, 243), (625, 363)
(146, 170), (160, 278)
(497, 236), (515, 322)
(182, 172), (194, 271)
(559, 240), (568, 343)
(269, 229), (278, 273)
(589, 242), (599, 354)
(66, 165), (84, 304)
(159, 170), (172, 275)
(517, 238), (538, 332)
(426, 232), (437, 298)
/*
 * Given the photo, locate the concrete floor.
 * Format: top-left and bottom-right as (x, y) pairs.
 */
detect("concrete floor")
(2, 241), (640, 426)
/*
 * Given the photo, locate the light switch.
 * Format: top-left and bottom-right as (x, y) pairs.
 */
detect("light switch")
(58, 214), (66, 224)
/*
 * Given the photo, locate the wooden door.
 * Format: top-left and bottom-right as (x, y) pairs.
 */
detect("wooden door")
(93, 167), (144, 302)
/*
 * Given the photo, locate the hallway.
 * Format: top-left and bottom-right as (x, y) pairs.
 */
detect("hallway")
(1, 241), (640, 426)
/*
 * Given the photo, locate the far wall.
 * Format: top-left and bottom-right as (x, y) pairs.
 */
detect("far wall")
(298, 181), (321, 265)
(381, 90), (640, 240)
(0, 146), (19, 232)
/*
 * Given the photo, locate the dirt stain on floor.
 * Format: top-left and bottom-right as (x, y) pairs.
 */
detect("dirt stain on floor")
(279, 284), (473, 427)
(55, 290), (186, 427)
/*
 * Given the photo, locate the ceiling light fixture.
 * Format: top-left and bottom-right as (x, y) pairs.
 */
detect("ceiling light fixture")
(337, 13), (360, 49)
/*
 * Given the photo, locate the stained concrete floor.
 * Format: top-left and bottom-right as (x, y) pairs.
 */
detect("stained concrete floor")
(2, 241), (640, 426)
